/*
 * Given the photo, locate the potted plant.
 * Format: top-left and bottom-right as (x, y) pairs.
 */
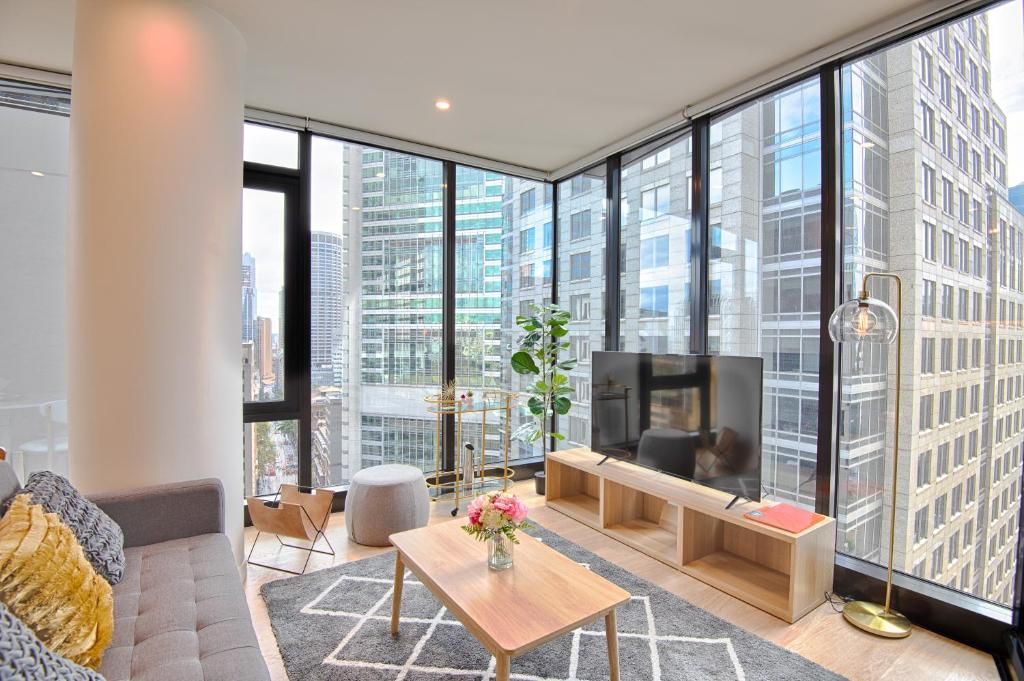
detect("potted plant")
(510, 303), (576, 495)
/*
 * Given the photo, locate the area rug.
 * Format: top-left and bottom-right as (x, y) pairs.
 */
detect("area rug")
(261, 525), (845, 681)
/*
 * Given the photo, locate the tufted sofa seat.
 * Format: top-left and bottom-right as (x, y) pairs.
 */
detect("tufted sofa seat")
(0, 464), (270, 681)
(100, 534), (267, 681)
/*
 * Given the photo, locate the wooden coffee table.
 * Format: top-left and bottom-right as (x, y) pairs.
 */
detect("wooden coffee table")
(390, 520), (630, 681)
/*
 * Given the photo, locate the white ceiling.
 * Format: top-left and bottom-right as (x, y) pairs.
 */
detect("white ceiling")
(1, 0), (940, 172)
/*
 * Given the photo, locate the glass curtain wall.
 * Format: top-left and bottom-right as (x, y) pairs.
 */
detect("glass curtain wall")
(708, 77), (824, 509)
(557, 167), (608, 448)
(454, 167), (553, 462)
(838, 3), (1024, 608)
(0, 85), (70, 478)
(308, 137), (443, 487)
(619, 133), (694, 354)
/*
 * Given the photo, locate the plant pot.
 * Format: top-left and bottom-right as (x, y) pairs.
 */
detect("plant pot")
(534, 471), (546, 496)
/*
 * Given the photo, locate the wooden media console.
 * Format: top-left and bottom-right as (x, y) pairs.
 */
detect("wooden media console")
(545, 447), (835, 623)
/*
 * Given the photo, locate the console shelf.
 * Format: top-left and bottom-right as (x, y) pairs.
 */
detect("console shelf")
(547, 494), (600, 526)
(545, 447), (835, 623)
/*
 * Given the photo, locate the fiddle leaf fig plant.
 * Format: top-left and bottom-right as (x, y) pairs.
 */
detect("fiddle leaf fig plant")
(510, 303), (577, 454)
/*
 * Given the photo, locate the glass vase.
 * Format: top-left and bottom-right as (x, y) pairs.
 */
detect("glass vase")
(488, 533), (514, 570)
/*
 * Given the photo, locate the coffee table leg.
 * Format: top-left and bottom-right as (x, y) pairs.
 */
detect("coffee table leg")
(605, 610), (620, 681)
(391, 551), (405, 636)
(494, 653), (510, 681)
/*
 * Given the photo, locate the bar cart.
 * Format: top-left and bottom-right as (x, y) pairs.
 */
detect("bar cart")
(424, 389), (517, 516)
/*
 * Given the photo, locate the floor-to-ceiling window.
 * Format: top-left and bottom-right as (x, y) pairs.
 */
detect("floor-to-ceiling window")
(0, 82), (70, 479)
(241, 123), (301, 496)
(455, 167), (553, 462)
(307, 137), (444, 487)
(838, 2), (1024, 609)
(708, 78), (824, 510)
(557, 167), (607, 448)
(619, 133), (694, 354)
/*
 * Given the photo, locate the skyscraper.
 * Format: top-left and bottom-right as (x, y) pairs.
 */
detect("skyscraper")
(354, 149), (443, 474)
(311, 231), (345, 389)
(838, 14), (1024, 605)
(856, 13), (1024, 602)
(242, 252), (257, 344)
(709, 79), (824, 510)
(256, 315), (274, 392)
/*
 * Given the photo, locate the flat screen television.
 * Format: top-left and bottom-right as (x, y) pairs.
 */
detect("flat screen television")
(590, 352), (763, 502)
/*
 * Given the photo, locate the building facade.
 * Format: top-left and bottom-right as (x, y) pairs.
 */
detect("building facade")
(838, 14), (1024, 606)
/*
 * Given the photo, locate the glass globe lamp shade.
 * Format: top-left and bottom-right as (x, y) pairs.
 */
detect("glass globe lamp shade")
(828, 297), (898, 344)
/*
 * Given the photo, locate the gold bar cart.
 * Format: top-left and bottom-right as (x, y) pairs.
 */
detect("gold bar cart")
(424, 389), (517, 516)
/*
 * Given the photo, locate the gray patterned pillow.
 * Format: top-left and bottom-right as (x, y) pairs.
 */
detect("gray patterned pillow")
(22, 471), (125, 585)
(0, 602), (104, 680)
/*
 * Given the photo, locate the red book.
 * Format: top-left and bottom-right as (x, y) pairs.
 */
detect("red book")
(744, 503), (824, 533)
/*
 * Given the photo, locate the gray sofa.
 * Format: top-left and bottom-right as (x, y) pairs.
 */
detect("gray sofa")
(0, 462), (270, 681)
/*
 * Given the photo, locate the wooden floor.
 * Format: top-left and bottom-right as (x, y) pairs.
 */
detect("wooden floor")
(243, 480), (998, 681)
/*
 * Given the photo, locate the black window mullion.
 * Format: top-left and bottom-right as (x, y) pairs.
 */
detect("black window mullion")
(690, 117), (711, 354)
(296, 131), (313, 488)
(604, 155), (622, 351)
(550, 183), (560, 454)
(817, 67), (841, 518)
(442, 161), (457, 473)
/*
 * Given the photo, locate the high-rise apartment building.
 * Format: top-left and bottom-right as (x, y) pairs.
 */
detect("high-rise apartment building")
(242, 252), (257, 344)
(838, 14), (1024, 606)
(311, 231), (345, 389)
(708, 78), (825, 513)
(308, 145), (554, 485)
(558, 171), (609, 449)
(256, 315), (274, 390)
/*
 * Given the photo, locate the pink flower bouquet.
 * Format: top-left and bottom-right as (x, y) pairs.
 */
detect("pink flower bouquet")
(462, 491), (531, 543)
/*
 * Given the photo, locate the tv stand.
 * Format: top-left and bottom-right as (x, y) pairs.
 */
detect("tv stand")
(545, 447), (835, 623)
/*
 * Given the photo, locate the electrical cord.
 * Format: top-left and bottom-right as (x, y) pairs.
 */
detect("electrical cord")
(824, 591), (852, 613)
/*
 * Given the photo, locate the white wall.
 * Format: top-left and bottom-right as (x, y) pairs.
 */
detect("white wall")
(69, 0), (246, 560)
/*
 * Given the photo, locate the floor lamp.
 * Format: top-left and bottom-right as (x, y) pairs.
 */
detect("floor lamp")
(827, 272), (912, 639)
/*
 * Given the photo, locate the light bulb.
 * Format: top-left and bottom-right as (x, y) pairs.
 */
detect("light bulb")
(854, 307), (875, 337)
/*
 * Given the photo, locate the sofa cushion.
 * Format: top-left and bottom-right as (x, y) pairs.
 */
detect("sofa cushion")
(100, 533), (269, 681)
(23, 471), (125, 585)
(0, 601), (104, 680)
(0, 495), (114, 669)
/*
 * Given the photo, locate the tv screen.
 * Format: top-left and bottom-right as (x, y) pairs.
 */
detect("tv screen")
(590, 352), (763, 502)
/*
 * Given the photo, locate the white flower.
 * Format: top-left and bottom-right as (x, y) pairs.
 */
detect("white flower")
(480, 508), (505, 530)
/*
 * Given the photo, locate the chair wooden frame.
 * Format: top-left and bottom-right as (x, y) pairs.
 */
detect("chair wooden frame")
(246, 484), (336, 575)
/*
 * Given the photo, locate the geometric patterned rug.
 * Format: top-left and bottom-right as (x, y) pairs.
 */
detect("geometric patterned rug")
(261, 524), (846, 681)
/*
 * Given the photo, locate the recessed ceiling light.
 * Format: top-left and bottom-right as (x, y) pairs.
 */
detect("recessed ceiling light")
(352, 206), (361, 211)
(375, 172), (386, 178)
(30, 171), (44, 177)
(434, 98), (451, 111)
(862, 141), (876, 149)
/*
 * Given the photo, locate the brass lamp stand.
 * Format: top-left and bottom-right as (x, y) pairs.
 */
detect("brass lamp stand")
(828, 272), (912, 638)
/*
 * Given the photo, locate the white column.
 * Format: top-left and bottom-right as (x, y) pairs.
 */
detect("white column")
(69, 0), (246, 560)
